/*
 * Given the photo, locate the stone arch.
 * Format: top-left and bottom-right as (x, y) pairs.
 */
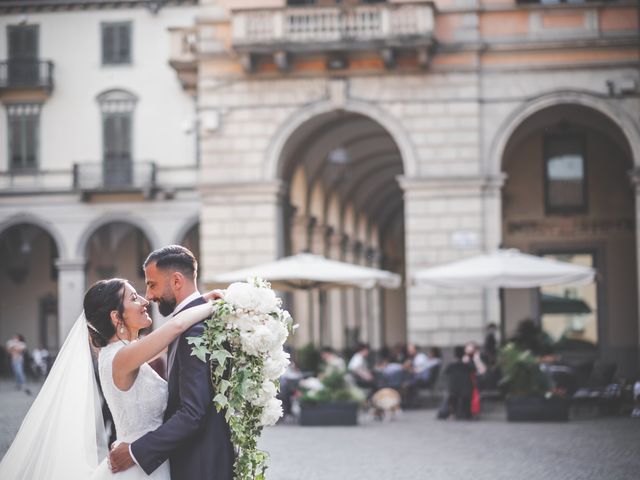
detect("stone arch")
(173, 214), (200, 245)
(0, 213), (68, 259)
(76, 212), (160, 258)
(264, 99), (418, 181)
(489, 90), (640, 175)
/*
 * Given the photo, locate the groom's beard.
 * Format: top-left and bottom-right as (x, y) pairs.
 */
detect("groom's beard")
(157, 296), (177, 316)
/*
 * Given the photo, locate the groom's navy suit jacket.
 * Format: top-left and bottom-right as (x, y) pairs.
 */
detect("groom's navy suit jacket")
(131, 296), (234, 480)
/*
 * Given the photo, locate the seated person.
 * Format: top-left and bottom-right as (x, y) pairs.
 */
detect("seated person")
(320, 346), (346, 375)
(375, 355), (410, 389)
(348, 343), (375, 388)
(412, 346), (442, 386)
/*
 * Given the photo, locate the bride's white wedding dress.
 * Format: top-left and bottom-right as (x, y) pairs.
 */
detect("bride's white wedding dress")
(92, 341), (170, 480)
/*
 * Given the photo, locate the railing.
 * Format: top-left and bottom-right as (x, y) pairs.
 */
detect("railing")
(0, 59), (54, 91)
(73, 160), (157, 191)
(232, 3), (435, 46)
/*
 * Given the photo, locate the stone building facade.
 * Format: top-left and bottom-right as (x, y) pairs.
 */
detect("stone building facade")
(0, 0), (639, 376)
(184, 0), (640, 375)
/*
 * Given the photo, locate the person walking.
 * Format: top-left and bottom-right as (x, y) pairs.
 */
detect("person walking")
(6, 334), (31, 395)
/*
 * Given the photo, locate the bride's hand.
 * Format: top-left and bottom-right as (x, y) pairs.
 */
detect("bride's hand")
(204, 289), (224, 302)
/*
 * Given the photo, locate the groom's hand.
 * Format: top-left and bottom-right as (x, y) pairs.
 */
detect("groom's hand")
(109, 442), (135, 473)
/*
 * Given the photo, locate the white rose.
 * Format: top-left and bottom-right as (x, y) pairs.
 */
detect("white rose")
(240, 324), (275, 356)
(263, 349), (290, 380)
(253, 287), (280, 314)
(251, 380), (278, 407)
(228, 312), (264, 332)
(225, 282), (257, 310)
(265, 318), (289, 350)
(260, 397), (283, 426)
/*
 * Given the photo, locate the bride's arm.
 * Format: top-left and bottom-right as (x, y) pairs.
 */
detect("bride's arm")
(113, 301), (214, 379)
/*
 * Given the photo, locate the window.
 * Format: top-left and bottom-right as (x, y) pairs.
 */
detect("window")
(101, 22), (131, 65)
(97, 89), (136, 187)
(7, 25), (39, 86)
(540, 252), (598, 350)
(544, 134), (586, 214)
(7, 103), (40, 172)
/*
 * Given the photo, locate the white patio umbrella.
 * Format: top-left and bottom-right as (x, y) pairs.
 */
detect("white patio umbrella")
(413, 249), (595, 289)
(208, 252), (401, 290)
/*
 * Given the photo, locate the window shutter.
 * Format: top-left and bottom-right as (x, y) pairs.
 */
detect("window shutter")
(102, 24), (115, 64)
(120, 114), (132, 159)
(23, 26), (38, 58)
(9, 117), (20, 169)
(118, 24), (131, 63)
(24, 116), (36, 169)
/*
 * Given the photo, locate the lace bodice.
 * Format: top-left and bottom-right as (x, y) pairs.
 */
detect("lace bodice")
(98, 342), (168, 443)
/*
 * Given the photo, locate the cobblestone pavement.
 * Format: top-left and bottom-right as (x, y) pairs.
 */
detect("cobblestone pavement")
(2, 380), (639, 480)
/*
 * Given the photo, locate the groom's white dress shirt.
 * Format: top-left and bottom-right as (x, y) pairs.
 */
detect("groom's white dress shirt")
(128, 291), (201, 465)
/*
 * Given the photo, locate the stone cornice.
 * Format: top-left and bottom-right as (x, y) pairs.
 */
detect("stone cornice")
(398, 175), (506, 194)
(198, 180), (287, 201)
(0, 0), (196, 14)
(436, 0), (638, 15)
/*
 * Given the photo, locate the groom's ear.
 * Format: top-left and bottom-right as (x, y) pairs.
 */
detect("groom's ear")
(170, 271), (185, 291)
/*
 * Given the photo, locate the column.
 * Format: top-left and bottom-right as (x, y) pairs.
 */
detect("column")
(399, 176), (489, 348)
(288, 214), (314, 345)
(630, 170), (640, 351)
(366, 247), (383, 350)
(310, 222), (330, 256)
(328, 231), (346, 350)
(56, 258), (87, 342)
(483, 174), (506, 342)
(343, 239), (360, 347)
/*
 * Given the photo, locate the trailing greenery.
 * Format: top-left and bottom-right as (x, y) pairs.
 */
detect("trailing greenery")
(188, 279), (294, 480)
(498, 342), (550, 398)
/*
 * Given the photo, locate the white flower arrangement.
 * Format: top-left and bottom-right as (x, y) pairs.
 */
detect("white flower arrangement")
(188, 278), (295, 480)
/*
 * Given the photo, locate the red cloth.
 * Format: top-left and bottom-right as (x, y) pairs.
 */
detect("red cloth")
(470, 374), (481, 416)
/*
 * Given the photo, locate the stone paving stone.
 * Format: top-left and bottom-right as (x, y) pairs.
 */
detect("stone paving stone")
(1, 380), (639, 480)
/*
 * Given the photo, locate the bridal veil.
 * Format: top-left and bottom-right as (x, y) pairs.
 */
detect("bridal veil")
(0, 313), (108, 479)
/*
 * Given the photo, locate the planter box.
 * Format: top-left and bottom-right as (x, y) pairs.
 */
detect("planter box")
(506, 397), (570, 422)
(299, 401), (358, 426)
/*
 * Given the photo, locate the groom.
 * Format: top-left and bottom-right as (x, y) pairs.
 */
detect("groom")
(109, 245), (234, 479)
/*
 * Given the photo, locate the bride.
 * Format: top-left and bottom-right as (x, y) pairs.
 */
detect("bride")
(0, 277), (218, 480)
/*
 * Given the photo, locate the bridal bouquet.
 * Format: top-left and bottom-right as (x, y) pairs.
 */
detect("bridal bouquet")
(188, 278), (295, 480)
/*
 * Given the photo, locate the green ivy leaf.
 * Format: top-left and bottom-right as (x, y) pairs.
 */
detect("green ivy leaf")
(219, 379), (231, 395)
(211, 348), (231, 365)
(214, 393), (228, 409)
(190, 345), (208, 363)
(186, 336), (204, 347)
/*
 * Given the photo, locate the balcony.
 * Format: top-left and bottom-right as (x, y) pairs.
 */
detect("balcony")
(0, 59), (54, 99)
(168, 27), (197, 93)
(230, 2), (436, 71)
(73, 160), (157, 199)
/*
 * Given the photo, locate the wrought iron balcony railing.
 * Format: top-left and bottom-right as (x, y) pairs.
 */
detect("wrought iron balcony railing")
(231, 3), (435, 48)
(0, 59), (54, 91)
(73, 160), (157, 192)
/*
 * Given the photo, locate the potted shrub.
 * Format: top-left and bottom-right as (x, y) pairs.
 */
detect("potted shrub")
(298, 370), (365, 426)
(499, 343), (570, 422)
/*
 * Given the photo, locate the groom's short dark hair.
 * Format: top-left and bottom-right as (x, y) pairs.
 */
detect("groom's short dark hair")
(144, 245), (197, 279)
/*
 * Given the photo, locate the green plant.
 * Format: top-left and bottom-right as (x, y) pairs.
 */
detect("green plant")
(498, 343), (550, 398)
(295, 342), (321, 374)
(300, 370), (365, 404)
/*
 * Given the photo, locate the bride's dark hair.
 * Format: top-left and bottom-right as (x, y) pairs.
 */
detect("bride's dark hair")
(84, 278), (128, 348)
